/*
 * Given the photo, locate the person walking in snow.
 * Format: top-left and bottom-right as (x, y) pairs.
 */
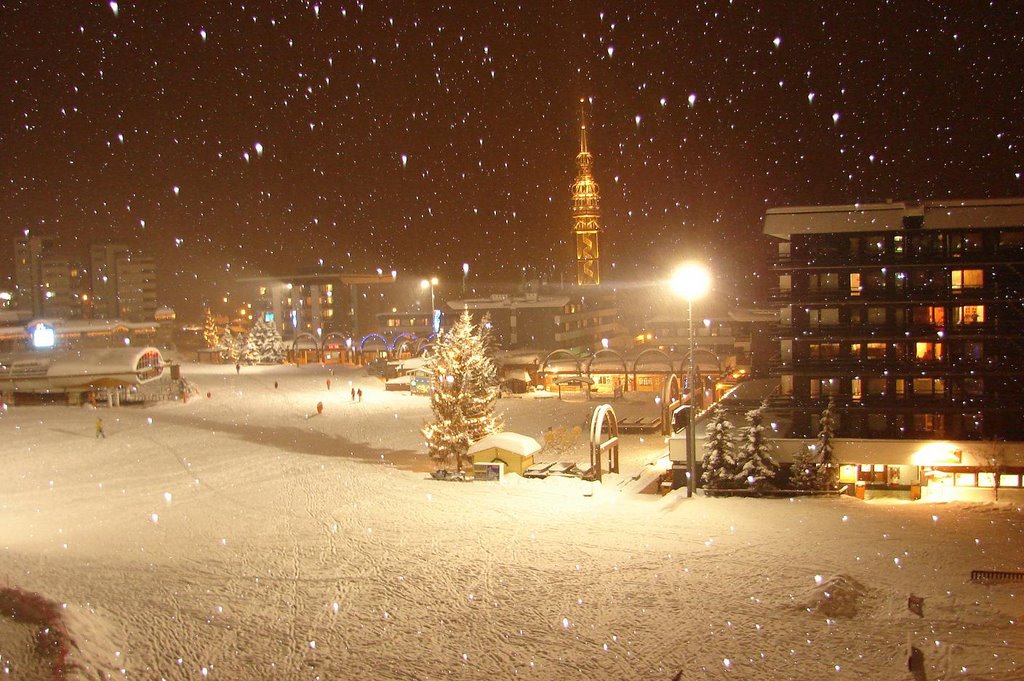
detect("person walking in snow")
(327, 378), (331, 391)
(95, 418), (106, 439)
(357, 388), (362, 402)
(316, 401), (324, 415)
(351, 387), (356, 401)
(235, 363), (240, 375)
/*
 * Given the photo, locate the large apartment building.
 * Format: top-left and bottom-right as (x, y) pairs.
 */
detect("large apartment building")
(766, 198), (1024, 441)
(12, 234), (157, 321)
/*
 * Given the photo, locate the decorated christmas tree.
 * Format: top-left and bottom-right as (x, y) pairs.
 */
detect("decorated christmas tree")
(422, 311), (502, 471)
(816, 397), (839, 490)
(735, 401), (779, 493)
(202, 309), (220, 349)
(243, 317), (285, 364)
(700, 403), (738, 489)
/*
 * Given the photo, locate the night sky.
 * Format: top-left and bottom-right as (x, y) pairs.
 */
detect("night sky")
(2, 1), (1021, 319)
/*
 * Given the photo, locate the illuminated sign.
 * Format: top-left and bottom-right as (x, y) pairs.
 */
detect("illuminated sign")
(432, 309), (441, 334)
(31, 323), (55, 349)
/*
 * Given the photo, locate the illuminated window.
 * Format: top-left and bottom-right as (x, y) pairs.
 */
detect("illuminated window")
(851, 378), (862, 401)
(978, 472), (996, 488)
(894, 379), (906, 398)
(849, 273), (861, 296)
(955, 305), (985, 325)
(809, 378), (839, 398)
(912, 378), (944, 396)
(915, 342), (944, 361)
(950, 269), (983, 291)
(866, 342), (886, 359)
(809, 343), (840, 359)
(999, 474), (1021, 488)
(954, 472), (977, 487)
(894, 235), (904, 254)
(912, 306), (945, 326)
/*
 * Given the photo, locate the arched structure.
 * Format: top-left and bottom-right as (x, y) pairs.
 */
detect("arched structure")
(589, 403), (619, 482)
(391, 333), (417, 358)
(682, 347), (724, 373)
(413, 337), (433, 356)
(630, 347), (675, 392)
(661, 373), (683, 436)
(321, 331), (350, 363)
(540, 349), (583, 377)
(359, 333), (390, 352)
(585, 348), (628, 397)
(290, 332), (321, 364)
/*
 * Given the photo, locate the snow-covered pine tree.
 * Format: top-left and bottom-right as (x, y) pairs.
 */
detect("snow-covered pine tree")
(735, 401), (779, 493)
(789, 446), (820, 490)
(243, 317), (285, 364)
(816, 396), (838, 490)
(202, 309), (220, 348)
(421, 311), (502, 472)
(218, 327), (242, 362)
(701, 403), (738, 489)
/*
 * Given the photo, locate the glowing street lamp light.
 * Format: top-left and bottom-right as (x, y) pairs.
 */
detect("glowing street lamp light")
(462, 262), (470, 295)
(670, 262), (711, 498)
(420, 276), (439, 311)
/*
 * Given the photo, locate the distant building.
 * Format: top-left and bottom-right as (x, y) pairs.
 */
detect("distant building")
(240, 271), (399, 361)
(12, 235), (158, 321)
(13, 232), (57, 316)
(636, 308), (778, 377)
(90, 244), (157, 321)
(766, 197), (1024, 441)
(445, 291), (621, 351)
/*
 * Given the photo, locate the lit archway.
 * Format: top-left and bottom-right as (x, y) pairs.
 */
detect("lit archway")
(630, 348), (675, 392)
(589, 403), (620, 482)
(585, 348), (629, 397)
(290, 332), (321, 364)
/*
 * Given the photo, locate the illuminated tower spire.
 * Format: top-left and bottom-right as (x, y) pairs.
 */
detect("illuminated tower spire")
(572, 98), (602, 286)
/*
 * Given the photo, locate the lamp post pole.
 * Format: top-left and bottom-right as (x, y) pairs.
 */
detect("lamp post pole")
(671, 262), (711, 498)
(462, 263), (469, 295)
(687, 296), (697, 498)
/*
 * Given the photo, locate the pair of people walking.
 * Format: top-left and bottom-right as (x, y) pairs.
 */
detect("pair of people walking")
(350, 388), (363, 402)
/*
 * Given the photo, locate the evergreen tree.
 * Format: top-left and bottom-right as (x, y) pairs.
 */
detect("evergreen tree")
(700, 403), (738, 489)
(789, 446), (820, 491)
(218, 327), (242, 362)
(735, 402), (779, 493)
(202, 309), (220, 349)
(816, 397), (838, 490)
(422, 311), (502, 471)
(243, 317), (285, 364)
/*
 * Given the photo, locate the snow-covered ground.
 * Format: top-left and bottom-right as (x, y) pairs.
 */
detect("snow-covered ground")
(1, 363), (1021, 680)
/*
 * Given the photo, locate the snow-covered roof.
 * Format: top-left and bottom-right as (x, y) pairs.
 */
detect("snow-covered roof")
(445, 295), (571, 311)
(764, 197), (1024, 239)
(468, 431), (542, 457)
(0, 347), (165, 390)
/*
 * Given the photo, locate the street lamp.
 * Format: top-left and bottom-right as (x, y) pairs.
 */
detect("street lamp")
(420, 276), (439, 311)
(421, 276), (439, 333)
(670, 262), (711, 497)
(462, 263), (470, 295)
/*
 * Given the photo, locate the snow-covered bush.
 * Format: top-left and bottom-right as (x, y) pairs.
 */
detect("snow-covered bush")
(700, 403), (738, 489)
(735, 401), (779, 493)
(243, 317), (285, 364)
(816, 397), (838, 490)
